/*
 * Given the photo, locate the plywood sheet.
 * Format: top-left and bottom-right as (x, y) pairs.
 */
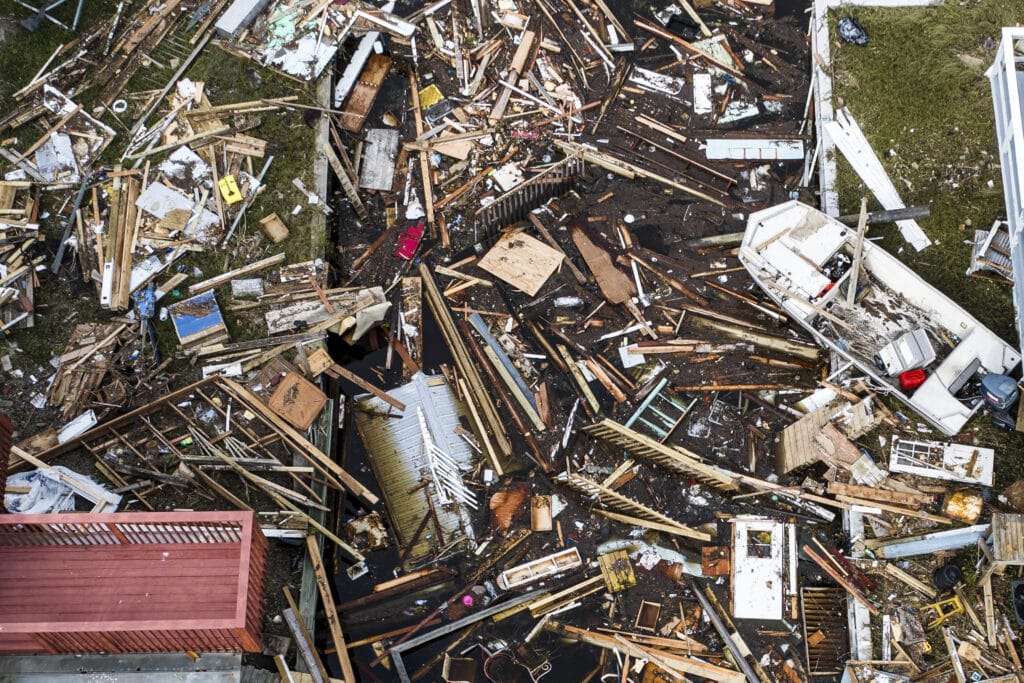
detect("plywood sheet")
(267, 372), (328, 430)
(476, 232), (563, 297)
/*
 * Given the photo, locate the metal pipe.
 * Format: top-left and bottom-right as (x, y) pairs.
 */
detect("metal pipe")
(688, 580), (760, 683)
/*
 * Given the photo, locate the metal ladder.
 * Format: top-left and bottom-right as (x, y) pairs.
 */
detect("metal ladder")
(625, 377), (696, 443)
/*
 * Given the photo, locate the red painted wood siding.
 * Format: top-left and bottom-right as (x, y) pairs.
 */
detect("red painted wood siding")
(0, 511), (266, 654)
(0, 413), (11, 504)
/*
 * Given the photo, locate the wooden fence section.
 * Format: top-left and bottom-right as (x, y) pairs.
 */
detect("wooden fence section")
(582, 418), (739, 491)
(0, 510), (266, 654)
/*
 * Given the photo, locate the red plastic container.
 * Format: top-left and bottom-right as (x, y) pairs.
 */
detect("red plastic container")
(900, 368), (927, 391)
(395, 221), (425, 260)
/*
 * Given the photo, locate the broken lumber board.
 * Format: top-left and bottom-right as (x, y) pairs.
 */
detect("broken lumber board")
(561, 472), (711, 541)
(188, 253), (286, 296)
(326, 362), (406, 412)
(340, 54), (392, 133)
(408, 69), (438, 241)
(628, 252), (707, 305)
(882, 563), (938, 599)
(832, 494), (953, 524)
(489, 30), (536, 122)
(827, 480), (931, 509)
(420, 264), (511, 466)
(555, 140), (725, 206)
(582, 419), (739, 491)
(323, 142), (369, 222)
(802, 544), (878, 615)
(219, 378), (380, 506)
(306, 536), (357, 682)
(556, 344), (601, 414)
(282, 585), (332, 683)
(547, 622), (743, 682)
(598, 509), (711, 541)
(569, 222), (634, 304)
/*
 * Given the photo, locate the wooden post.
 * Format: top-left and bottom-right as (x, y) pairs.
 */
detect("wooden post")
(846, 197), (868, 308)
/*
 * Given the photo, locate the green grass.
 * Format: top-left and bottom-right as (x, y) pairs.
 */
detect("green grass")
(0, 0), (118, 102)
(831, 1), (1018, 342)
(831, 3), (1024, 484)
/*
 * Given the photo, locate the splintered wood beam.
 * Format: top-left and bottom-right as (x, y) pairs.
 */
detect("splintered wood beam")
(562, 472), (710, 542)
(326, 363), (405, 412)
(282, 585), (331, 683)
(882, 563), (937, 599)
(323, 142), (369, 222)
(218, 379), (379, 505)
(408, 69), (439, 242)
(306, 536), (357, 682)
(803, 544), (878, 615)
(846, 197), (868, 308)
(420, 263), (511, 460)
(555, 140), (725, 206)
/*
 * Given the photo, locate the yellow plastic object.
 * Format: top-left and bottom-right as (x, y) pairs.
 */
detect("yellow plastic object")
(418, 84), (444, 109)
(921, 595), (963, 629)
(218, 175), (243, 205)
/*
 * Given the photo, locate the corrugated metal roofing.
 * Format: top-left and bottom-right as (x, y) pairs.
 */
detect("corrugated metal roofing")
(354, 373), (477, 570)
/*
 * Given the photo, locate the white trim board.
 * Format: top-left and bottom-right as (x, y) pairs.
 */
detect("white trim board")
(809, 0), (941, 242)
(824, 107), (932, 250)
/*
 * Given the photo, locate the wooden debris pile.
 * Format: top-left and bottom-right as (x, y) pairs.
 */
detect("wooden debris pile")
(0, 86), (116, 186)
(0, 181), (39, 333)
(47, 322), (158, 421)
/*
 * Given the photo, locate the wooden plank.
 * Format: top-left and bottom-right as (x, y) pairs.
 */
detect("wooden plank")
(282, 585), (330, 683)
(218, 379), (379, 506)
(340, 54), (392, 133)
(489, 30), (535, 122)
(408, 70), (437, 240)
(983, 575), (997, 648)
(305, 536), (357, 683)
(187, 253), (286, 296)
(882, 563), (937, 599)
(326, 363), (406, 412)
(323, 142), (369, 222)
(802, 544), (878, 615)
(476, 231), (564, 297)
(827, 481), (930, 509)
(569, 223), (634, 304)
(420, 265), (510, 462)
